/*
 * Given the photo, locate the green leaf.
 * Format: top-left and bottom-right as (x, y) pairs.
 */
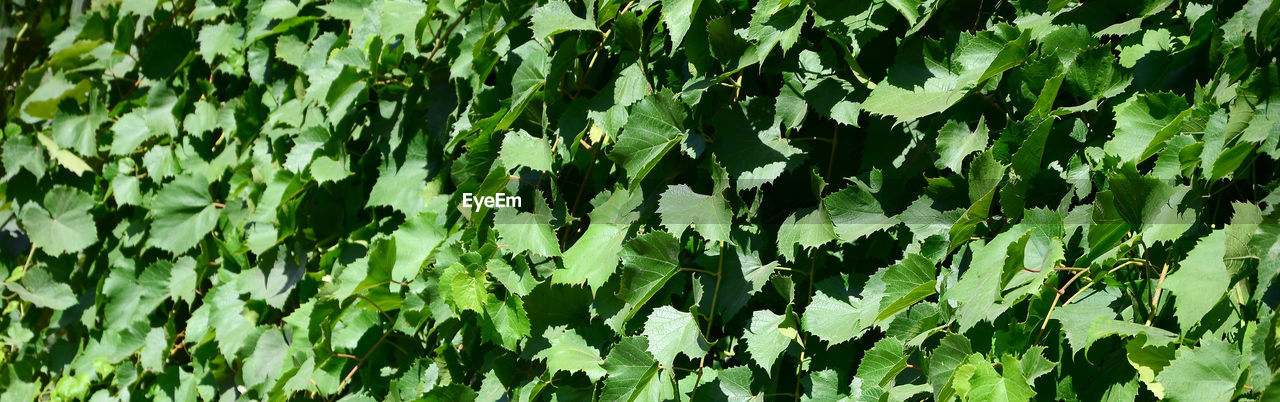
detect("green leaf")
(196, 22), (244, 64)
(617, 231), (681, 323)
(366, 162), (428, 216)
(3, 135), (46, 179)
(656, 184), (731, 243)
(310, 155), (351, 183)
(121, 0), (159, 17)
(601, 337), (667, 402)
(946, 226), (1029, 330)
(381, 0), (428, 55)
(243, 328), (289, 388)
(874, 254), (937, 322)
(103, 263), (169, 330)
(886, 0), (922, 25)
(109, 115), (152, 156)
(19, 185), (96, 255)
(1085, 319), (1178, 347)
(856, 337), (907, 387)
(777, 207), (836, 262)
(718, 365), (762, 400)
(51, 108), (105, 156)
(500, 130), (554, 172)
(556, 223), (627, 290)
(482, 296), (531, 351)
(746, 0), (806, 62)
(500, 42), (551, 130)
(934, 117), (989, 174)
(147, 176), (220, 253)
(661, 0), (701, 49)
(140, 327), (167, 372)
(35, 133), (91, 176)
(531, 0), (598, 39)
(167, 256), (198, 304)
(1052, 303), (1116, 353)
(1162, 230), (1230, 332)
(5, 266), (77, 309)
(20, 72), (89, 121)
(495, 208), (561, 257)
(535, 326), (607, 380)
(966, 354), (1036, 402)
(486, 258), (537, 297)
(449, 266), (488, 313)
(641, 306), (707, 367)
(556, 188), (643, 290)
(1126, 335), (1175, 399)
(801, 280), (875, 345)
(391, 211), (447, 281)
(6, 1), (1279, 399)
(1104, 93), (1190, 162)
(609, 91), (687, 188)
(744, 309), (796, 372)
(928, 334), (973, 401)
(332, 307), (377, 352)
(1154, 338), (1243, 402)
(824, 185), (900, 243)
(948, 150), (1006, 252)
(709, 101), (805, 190)
(863, 26), (1029, 121)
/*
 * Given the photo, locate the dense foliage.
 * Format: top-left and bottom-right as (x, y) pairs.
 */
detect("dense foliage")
(2, 0), (1280, 400)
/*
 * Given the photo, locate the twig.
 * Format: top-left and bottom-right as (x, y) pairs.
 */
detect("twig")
(825, 125), (839, 183)
(679, 267), (719, 276)
(732, 73), (743, 101)
(787, 137), (834, 143)
(688, 242), (726, 399)
(560, 143), (599, 247)
(1036, 267), (1090, 339)
(166, 330), (186, 362)
(331, 325), (395, 399)
(21, 246), (35, 271)
(1040, 260), (1146, 341)
(424, 1), (478, 62)
(1145, 263), (1170, 325)
(773, 266), (807, 276)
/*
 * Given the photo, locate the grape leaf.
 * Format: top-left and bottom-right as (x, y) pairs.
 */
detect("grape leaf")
(642, 306), (707, 367)
(19, 185), (96, 255)
(147, 176), (220, 253)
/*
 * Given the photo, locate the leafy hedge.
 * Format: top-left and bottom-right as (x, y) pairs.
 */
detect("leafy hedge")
(2, 0), (1280, 400)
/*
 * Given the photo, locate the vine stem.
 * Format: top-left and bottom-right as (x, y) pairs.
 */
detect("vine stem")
(331, 331), (393, 398)
(560, 143), (599, 247)
(21, 246), (35, 271)
(1037, 260), (1146, 342)
(1146, 263), (1170, 325)
(688, 241), (725, 399)
(826, 125), (839, 183)
(679, 267), (718, 276)
(1036, 266), (1090, 341)
(424, 1), (478, 63)
(788, 137), (834, 143)
(795, 249), (819, 400)
(732, 73), (743, 100)
(328, 293), (412, 400)
(575, 0), (634, 98)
